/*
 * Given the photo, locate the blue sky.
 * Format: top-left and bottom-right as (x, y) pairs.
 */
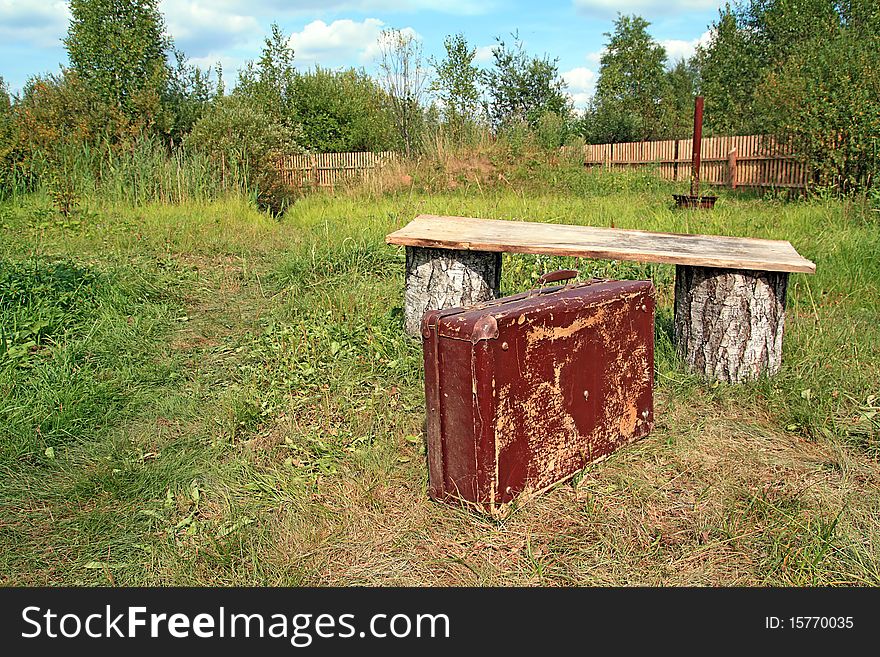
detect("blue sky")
(0, 1), (725, 108)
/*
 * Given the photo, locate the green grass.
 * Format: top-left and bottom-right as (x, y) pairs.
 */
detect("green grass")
(1, 163), (878, 585)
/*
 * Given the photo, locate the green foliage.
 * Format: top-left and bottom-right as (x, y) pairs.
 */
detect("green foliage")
(235, 23), (297, 123)
(0, 77), (15, 194)
(533, 111), (570, 150)
(663, 59), (700, 138)
(698, 0), (880, 189)
(483, 33), (570, 131)
(698, 1), (854, 135)
(495, 117), (534, 157)
(164, 49), (222, 147)
(291, 67), (397, 153)
(430, 33), (483, 144)
(185, 96), (300, 168)
(588, 15), (670, 143)
(746, 0), (842, 64)
(0, 259), (101, 368)
(7, 5), (222, 196)
(697, 6), (774, 134)
(64, 0), (170, 126)
(185, 95), (302, 213)
(10, 70), (136, 196)
(756, 29), (880, 190)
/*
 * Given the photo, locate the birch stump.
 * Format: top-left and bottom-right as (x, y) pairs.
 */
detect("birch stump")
(673, 265), (788, 383)
(403, 246), (501, 337)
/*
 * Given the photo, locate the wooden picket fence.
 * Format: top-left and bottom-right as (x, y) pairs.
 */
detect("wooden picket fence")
(575, 135), (810, 189)
(276, 137), (809, 191)
(276, 151), (397, 188)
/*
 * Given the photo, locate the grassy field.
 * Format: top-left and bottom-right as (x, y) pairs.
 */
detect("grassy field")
(1, 166), (879, 586)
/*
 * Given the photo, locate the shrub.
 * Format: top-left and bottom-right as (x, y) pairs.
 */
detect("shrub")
(292, 67), (397, 153)
(534, 111), (570, 150)
(0, 77), (15, 195)
(13, 71), (135, 175)
(185, 95), (302, 214)
(756, 30), (880, 191)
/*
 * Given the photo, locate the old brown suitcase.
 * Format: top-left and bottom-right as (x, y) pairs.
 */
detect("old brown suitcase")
(421, 275), (654, 516)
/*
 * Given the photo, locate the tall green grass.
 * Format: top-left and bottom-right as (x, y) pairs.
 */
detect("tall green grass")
(0, 256), (180, 462)
(2, 137), (254, 206)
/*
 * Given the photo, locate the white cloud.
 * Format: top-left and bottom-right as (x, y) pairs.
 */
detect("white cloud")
(563, 67), (596, 91)
(660, 29), (711, 63)
(562, 66), (596, 109)
(210, 0), (491, 16)
(0, 0), (69, 48)
(586, 49), (605, 66)
(289, 18), (384, 63)
(161, 1), (261, 56)
(474, 45), (495, 63)
(188, 53), (243, 75)
(573, 0), (721, 16)
(361, 25), (422, 63)
(288, 19), (423, 65)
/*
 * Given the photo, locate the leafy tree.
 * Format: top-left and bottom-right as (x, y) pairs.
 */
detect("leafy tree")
(663, 59), (700, 139)
(590, 15), (670, 142)
(14, 71), (132, 159)
(164, 48), (222, 147)
(697, 1), (846, 134)
(695, 8), (761, 134)
(64, 0), (170, 125)
(8, 70), (139, 203)
(235, 23), (297, 122)
(482, 33), (569, 131)
(185, 95), (299, 165)
(291, 68), (397, 152)
(755, 11), (880, 189)
(430, 33), (483, 144)
(844, 0), (880, 30)
(0, 77), (16, 193)
(743, 0), (841, 64)
(696, 0), (880, 189)
(376, 28), (429, 155)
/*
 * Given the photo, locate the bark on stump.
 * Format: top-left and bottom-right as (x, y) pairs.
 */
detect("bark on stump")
(673, 265), (788, 383)
(403, 246), (501, 337)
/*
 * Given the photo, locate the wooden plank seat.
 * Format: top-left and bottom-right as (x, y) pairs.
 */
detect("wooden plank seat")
(386, 214), (817, 383)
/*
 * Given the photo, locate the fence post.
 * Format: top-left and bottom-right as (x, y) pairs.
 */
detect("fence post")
(728, 148), (738, 189)
(673, 140), (679, 181)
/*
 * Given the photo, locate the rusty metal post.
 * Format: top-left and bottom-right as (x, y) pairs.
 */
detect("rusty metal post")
(691, 96), (704, 197)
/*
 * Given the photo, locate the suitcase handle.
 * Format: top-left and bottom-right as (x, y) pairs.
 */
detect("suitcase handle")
(538, 269), (578, 285)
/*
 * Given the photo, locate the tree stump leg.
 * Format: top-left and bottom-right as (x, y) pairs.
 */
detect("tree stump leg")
(403, 246), (502, 337)
(673, 265), (788, 383)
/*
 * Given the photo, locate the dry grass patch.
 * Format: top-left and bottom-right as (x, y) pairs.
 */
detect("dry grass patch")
(246, 390), (880, 587)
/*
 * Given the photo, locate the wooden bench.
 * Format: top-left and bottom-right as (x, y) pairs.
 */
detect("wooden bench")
(386, 214), (816, 383)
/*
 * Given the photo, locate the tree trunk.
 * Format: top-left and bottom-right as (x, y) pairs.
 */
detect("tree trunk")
(673, 265), (788, 383)
(403, 246), (502, 337)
